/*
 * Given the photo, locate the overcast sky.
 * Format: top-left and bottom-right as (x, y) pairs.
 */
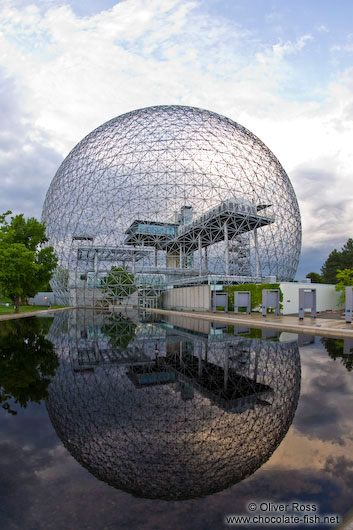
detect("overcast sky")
(1, 0), (353, 277)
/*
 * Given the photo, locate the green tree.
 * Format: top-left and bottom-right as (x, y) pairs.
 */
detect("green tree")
(321, 238), (353, 284)
(306, 272), (322, 283)
(102, 266), (136, 304)
(0, 317), (59, 415)
(335, 268), (353, 304)
(0, 211), (57, 312)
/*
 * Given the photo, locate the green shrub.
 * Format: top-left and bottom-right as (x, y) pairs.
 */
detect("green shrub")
(223, 283), (283, 312)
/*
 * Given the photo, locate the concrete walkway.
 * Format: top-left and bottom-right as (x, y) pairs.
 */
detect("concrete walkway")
(0, 307), (72, 321)
(147, 308), (353, 339)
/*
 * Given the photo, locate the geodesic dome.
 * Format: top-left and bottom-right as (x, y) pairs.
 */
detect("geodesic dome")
(46, 310), (301, 500)
(42, 105), (301, 305)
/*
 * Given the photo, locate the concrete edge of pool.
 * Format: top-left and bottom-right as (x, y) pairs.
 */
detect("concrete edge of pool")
(145, 308), (353, 340)
(0, 307), (74, 321)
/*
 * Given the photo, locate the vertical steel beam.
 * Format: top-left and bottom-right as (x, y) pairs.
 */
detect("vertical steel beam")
(94, 250), (98, 275)
(254, 228), (260, 278)
(224, 221), (229, 276)
(198, 234), (202, 276)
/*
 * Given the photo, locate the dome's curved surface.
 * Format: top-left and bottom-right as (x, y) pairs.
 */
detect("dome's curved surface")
(42, 105), (301, 303)
(46, 310), (301, 500)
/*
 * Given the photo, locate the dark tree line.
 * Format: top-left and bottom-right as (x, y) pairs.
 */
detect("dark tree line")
(307, 238), (353, 284)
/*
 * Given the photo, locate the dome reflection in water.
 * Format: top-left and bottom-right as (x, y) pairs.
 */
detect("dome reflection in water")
(47, 310), (301, 500)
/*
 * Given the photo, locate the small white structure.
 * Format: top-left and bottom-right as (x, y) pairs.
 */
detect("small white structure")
(162, 282), (343, 315)
(280, 282), (342, 315)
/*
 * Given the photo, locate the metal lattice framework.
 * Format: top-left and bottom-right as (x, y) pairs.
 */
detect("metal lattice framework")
(46, 309), (301, 500)
(42, 105), (301, 306)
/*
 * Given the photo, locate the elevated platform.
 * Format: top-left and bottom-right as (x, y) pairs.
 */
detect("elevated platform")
(168, 274), (263, 287)
(124, 220), (178, 248)
(124, 198), (274, 252)
(167, 198), (274, 252)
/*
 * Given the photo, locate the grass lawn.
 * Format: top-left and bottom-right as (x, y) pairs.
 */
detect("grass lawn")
(0, 305), (67, 315)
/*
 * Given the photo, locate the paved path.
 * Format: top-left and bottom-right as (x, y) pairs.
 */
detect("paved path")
(0, 307), (72, 321)
(147, 308), (353, 339)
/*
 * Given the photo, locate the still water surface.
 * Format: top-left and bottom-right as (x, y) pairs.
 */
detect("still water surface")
(0, 310), (352, 530)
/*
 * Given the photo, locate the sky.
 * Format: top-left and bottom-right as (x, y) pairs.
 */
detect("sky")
(1, 0), (353, 278)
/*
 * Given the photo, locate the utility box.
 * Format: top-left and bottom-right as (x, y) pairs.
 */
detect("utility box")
(234, 291), (251, 314)
(346, 286), (353, 323)
(299, 288), (317, 319)
(212, 292), (228, 313)
(262, 289), (280, 316)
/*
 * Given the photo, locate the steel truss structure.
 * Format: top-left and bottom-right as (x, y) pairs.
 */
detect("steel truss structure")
(42, 105), (302, 307)
(47, 309), (301, 500)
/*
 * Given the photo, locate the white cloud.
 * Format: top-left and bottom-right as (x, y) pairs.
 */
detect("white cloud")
(316, 24), (329, 33)
(331, 43), (353, 53)
(272, 34), (313, 58)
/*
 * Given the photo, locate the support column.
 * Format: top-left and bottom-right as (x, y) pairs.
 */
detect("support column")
(154, 247), (157, 267)
(94, 250), (98, 287)
(198, 234), (202, 276)
(94, 250), (98, 275)
(179, 245), (183, 269)
(132, 250), (136, 274)
(205, 247), (208, 272)
(224, 221), (229, 276)
(254, 228), (260, 278)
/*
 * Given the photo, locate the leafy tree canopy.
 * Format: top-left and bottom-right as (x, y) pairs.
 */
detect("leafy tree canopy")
(321, 238), (353, 284)
(335, 268), (353, 304)
(0, 211), (57, 312)
(0, 211), (48, 249)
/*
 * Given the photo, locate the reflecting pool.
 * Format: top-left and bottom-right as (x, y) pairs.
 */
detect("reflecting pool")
(0, 310), (352, 530)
